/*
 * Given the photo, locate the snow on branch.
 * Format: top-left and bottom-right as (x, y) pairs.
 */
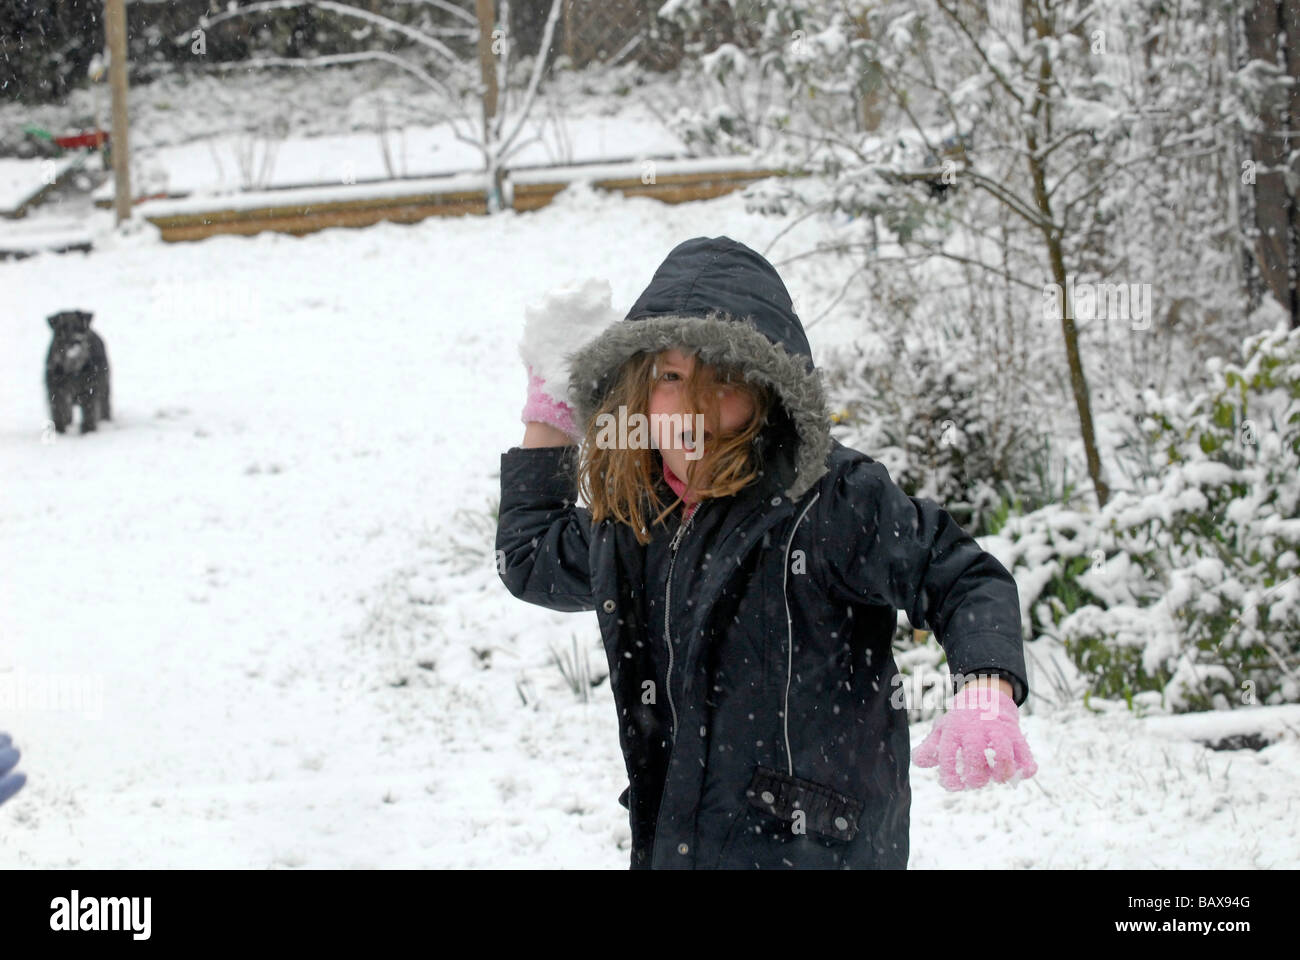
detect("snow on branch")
(385, 0), (478, 26)
(192, 0), (463, 67)
(199, 51), (465, 111)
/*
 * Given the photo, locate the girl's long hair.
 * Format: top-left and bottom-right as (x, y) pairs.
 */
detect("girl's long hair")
(577, 348), (773, 545)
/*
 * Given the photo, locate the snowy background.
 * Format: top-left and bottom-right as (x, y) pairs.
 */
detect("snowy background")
(3, 19), (1299, 869)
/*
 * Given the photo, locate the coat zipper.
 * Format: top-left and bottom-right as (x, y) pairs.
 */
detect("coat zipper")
(780, 490), (820, 775)
(663, 500), (704, 743)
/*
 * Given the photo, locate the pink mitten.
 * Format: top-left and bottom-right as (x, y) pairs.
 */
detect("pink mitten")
(914, 687), (1037, 791)
(520, 364), (581, 440)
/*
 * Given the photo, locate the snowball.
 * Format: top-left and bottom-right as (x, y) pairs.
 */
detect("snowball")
(519, 279), (621, 395)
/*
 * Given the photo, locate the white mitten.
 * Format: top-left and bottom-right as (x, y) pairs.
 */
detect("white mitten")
(519, 279), (621, 439)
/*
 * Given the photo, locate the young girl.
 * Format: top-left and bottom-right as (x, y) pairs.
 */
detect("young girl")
(497, 236), (1037, 870)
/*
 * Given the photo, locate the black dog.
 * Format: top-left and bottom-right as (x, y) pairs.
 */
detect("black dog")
(45, 310), (111, 434)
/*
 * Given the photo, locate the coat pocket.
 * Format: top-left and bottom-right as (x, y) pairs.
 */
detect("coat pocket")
(714, 765), (869, 868)
(743, 765), (866, 843)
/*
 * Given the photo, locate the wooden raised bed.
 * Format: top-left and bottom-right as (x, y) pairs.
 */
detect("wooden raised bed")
(511, 165), (788, 212)
(136, 160), (791, 243)
(146, 185), (486, 243)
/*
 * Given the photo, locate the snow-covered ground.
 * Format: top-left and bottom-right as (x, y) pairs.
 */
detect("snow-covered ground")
(2, 182), (1296, 869)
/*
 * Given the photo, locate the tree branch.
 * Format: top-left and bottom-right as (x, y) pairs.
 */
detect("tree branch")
(386, 0), (478, 25)
(961, 167), (1057, 231)
(933, 0), (1026, 107)
(196, 50), (461, 107)
(495, 0), (564, 160)
(195, 0), (462, 67)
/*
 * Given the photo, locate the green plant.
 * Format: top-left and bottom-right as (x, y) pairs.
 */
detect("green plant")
(548, 634), (605, 703)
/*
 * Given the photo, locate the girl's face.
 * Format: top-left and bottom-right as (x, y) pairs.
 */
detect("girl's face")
(648, 347), (756, 495)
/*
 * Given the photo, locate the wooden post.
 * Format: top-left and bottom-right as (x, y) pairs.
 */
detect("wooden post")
(105, 0), (132, 224)
(476, 0), (498, 130)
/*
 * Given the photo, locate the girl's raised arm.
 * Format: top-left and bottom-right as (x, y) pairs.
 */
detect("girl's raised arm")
(495, 437), (596, 614)
(521, 421), (574, 448)
(499, 279), (621, 613)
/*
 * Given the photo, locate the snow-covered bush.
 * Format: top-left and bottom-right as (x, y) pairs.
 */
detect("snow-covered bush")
(988, 322), (1300, 713)
(824, 317), (1059, 537)
(654, 0), (877, 157)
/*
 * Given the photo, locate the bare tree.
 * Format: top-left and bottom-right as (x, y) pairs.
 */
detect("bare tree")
(183, 0), (564, 210)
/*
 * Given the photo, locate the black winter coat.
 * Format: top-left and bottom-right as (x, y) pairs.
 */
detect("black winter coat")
(497, 237), (1028, 869)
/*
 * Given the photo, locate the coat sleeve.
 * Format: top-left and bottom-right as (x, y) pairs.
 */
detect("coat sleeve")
(814, 456), (1029, 707)
(496, 444), (598, 613)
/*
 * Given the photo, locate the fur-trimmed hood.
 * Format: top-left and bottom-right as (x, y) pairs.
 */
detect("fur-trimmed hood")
(566, 236), (832, 502)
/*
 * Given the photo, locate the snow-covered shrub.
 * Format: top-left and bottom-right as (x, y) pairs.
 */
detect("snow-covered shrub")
(988, 322), (1300, 713)
(824, 321), (1057, 536)
(654, 0), (877, 157)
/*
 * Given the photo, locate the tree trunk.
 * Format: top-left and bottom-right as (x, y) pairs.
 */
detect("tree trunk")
(1242, 0), (1299, 327)
(1283, 0), (1300, 327)
(1034, 161), (1111, 509)
(848, 10), (883, 132)
(563, 0), (573, 64)
(477, 0), (502, 212)
(477, 0), (499, 124)
(1025, 2), (1110, 508)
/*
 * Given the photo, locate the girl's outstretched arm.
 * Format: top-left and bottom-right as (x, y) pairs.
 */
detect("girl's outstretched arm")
(496, 437), (597, 614)
(816, 456), (1028, 706)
